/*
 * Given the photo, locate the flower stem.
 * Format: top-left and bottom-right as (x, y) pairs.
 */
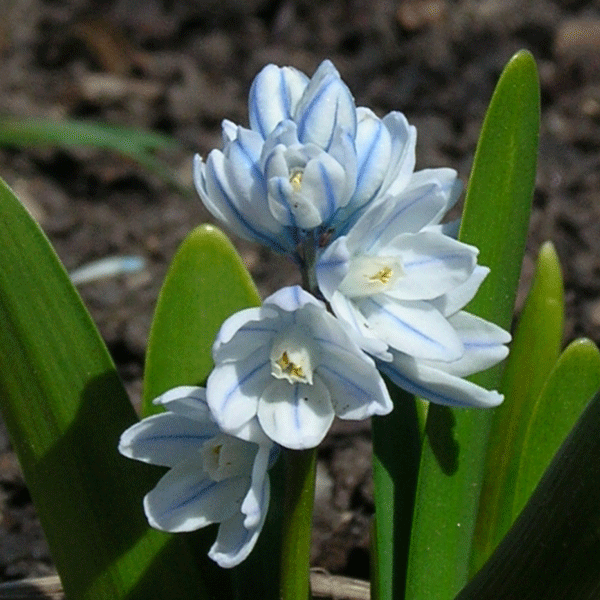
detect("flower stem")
(300, 232), (318, 294)
(280, 447), (317, 600)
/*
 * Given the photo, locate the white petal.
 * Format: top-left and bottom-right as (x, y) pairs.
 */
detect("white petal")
(249, 65), (309, 138)
(118, 412), (219, 467)
(316, 354), (392, 419)
(329, 291), (391, 360)
(315, 237), (351, 301)
(258, 378), (334, 449)
(380, 353), (504, 408)
(209, 480), (269, 568)
(294, 60), (357, 148)
(224, 127), (291, 239)
(195, 153), (292, 253)
(352, 108), (392, 206)
(144, 457), (250, 532)
(298, 152), (349, 225)
(222, 119), (237, 142)
(152, 386), (211, 422)
(213, 306), (279, 364)
(406, 168), (462, 225)
(241, 444), (272, 528)
(358, 295), (464, 361)
(378, 111), (416, 198)
(432, 265), (490, 316)
(384, 232), (478, 300)
(327, 126), (358, 207)
(264, 285), (324, 313)
(346, 182), (448, 256)
(428, 311), (511, 377)
(207, 347), (272, 432)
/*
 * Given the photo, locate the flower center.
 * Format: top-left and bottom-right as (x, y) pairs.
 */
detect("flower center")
(368, 266), (393, 284)
(270, 325), (315, 385)
(201, 433), (255, 482)
(339, 256), (404, 298)
(289, 169), (303, 191)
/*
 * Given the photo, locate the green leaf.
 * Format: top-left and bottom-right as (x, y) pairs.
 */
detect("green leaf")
(472, 241), (563, 570)
(454, 385), (600, 600)
(512, 337), (600, 515)
(0, 176), (208, 599)
(371, 384), (421, 600)
(0, 117), (189, 195)
(406, 50), (539, 600)
(142, 223), (261, 414)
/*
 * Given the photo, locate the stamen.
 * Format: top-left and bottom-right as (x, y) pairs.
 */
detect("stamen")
(290, 169), (303, 191)
(368, 266), (393, 284)
(276, 351), (305, 379)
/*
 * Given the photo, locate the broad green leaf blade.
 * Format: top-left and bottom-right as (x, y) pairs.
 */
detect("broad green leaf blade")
(0, 117), (189, 195)
(142, 224), (282, 600)
(0, 177), (208, 600)
(472, 241), (563, 570)
(142, 223), (261, 414)
(406, 50), (539, 600)
(454, 386), (600, 600)
(372, 385), (421, 600)
(513, 337), (600, 514)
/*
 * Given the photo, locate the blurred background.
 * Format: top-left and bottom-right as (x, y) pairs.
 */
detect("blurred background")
(1, 0), (600, 584)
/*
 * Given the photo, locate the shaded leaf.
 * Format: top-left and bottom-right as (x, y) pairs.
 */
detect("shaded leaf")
(0, 177), (208, 600)
(455, 386), (600, 600)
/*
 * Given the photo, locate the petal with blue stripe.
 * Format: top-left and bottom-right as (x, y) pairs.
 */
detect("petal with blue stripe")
(249, 64), (309, 138)
(144, 456), (249, 532)
(358, 295), (464, 361)
(258, 378), (334, 449)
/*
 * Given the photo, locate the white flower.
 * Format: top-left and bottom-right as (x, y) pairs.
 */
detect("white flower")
(315, 168), (511, 407)
(194, 60), (416, 254)
(118, 386), (276, 568)
(206, 285), (393, 449)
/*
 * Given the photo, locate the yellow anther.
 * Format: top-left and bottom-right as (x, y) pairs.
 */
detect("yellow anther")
(290, 170), (303, 191)
(368, 266), (393, 284)
(212, 444), (222, 457)
(276, 351), (305, 378)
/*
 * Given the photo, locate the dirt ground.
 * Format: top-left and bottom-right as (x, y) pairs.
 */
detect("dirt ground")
(2, 0), (600, 585)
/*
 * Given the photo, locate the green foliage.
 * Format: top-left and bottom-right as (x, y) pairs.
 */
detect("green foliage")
(405, 50), (540, 600)
(455, 386), (600, 600)
(371, 386), (421, 600)
(142, 224), (261, 415)
(472, 241), (564, 570)
(0, 176), (207, 600)
(0, 116), (188, 194)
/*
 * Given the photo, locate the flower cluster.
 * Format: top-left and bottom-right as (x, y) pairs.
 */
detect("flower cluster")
(120, 60), (511, 568)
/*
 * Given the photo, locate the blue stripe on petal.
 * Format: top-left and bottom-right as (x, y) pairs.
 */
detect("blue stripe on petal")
(356, 121), (383, 197)
(220, 360), (271, 413)
(211, 167), (290, 253)
(232, 136), (267, 188)
(293, 385), (302, 432)
(363, 185), (440, 253)
(317, 363), (368, 398)
(403, 253), (469, 269)
(279, 70), (292, 119)
(319, 162), (337, 219)
(378, 361), (460, 406)
(159, 478), (217, 517)
(297, 79), (335, 143)
(365, 298), (445, 350)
